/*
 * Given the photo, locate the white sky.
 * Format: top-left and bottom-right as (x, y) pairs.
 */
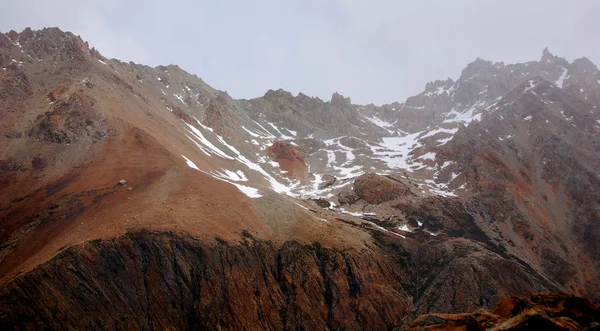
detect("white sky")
(1, 0), (599, 105)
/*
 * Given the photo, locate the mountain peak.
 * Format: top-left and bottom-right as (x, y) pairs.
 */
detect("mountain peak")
(331, 92), (351, 106)
(2, 26), (92, 62)
(264, 88), (294, 99)
(459, 58), (495, 81)
(425, 78), (454, 91)
(541, 47), (554, 62)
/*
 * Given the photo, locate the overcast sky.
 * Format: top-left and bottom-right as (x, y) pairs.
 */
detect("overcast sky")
(1, 0), (599, 105)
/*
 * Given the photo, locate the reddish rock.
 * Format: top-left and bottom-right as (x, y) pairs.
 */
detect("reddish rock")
(494, 295), (531, 318)
(408, 292), (600, 330)
(171, 105), (195, 125)
(268, 140), (308, 182)
(47, 85), (68, 102)
(408, 313), (485, 330)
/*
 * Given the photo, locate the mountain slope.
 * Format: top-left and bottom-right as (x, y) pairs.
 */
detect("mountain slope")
(1, 27), (599, 329)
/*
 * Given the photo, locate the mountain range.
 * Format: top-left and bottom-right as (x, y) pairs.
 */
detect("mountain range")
(1, 27), (599, 330)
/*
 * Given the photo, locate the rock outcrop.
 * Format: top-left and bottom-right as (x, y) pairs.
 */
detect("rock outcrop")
(353, 173), (413, 204)
(407, 292), (600, 330)
(268, 140), (308, 182)
(29, 89), (107, 143)
(339, 173), (413, 205)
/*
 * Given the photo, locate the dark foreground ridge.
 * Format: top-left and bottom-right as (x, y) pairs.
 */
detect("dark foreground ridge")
(0, 231), (556, 330)
(407, 292), (600, 330)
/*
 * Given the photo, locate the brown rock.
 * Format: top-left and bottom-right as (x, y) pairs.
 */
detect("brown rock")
(202, 94), (240, 136)
(311, 198), (331, 208)
(408, 313), (484, 330)
(268, 140), (308, 182)
(171, 105), (195, 125)
(494, 296), (531, 318)
(318, 174), (337, 189)
(353, 173), (411, 204)
(29, 90), (107, 144)
(408, 292), (600, 330)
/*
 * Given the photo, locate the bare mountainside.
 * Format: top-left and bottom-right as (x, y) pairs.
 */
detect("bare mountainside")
(0, 27), (599, 330)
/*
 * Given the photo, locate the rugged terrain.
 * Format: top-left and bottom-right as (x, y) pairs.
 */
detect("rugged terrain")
(1, 27), (599, 330)
(407, 292), (600, 330)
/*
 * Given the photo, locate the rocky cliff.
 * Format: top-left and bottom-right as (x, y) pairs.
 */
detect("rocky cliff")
(0, 232), (555, 330)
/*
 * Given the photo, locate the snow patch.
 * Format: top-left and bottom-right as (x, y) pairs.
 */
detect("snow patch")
(419, 152), (436, 161)
(174, 94), (185, 104)
(555, 67), (568, 88)
(181, 155), (199, 170)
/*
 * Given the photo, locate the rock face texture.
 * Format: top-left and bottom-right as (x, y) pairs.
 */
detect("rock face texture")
(1, 27), (600, 330)
(353, 173), (413, 204)
(439, 78), (600, 303)
(407, 292), (600, 330)
(268, 140), (308, 182)
(0, 232), (554, 330)
(30, 89), (107, 143)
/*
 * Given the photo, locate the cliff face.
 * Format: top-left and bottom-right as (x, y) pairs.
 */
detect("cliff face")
(0, 232), (553, 330)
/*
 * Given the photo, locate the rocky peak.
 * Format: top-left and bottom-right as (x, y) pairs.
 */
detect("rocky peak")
(459, 58), (496, 81)
(570, 57), (600, 75)
(541, 47), (556, 63)
(2, 27), (93, 62)
(541, 47), (552, 61)
(540, 48), (569, 68)
(425, 78), (454, 92)
(264, 88), (294, 100)
(330, 92), (351, 107)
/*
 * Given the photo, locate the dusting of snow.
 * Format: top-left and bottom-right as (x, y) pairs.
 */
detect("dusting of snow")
(365, 115), (396, 133)
(174, 93), (185, 104)
(266, 121), (294, 139)
(444, 102), (484, 124)
(186, 122), (235, 160)
(555, 67), (568, 88)
(405, 105), (425, 109)
(440, 161), (453, 169)
(419, 152), (436, 161)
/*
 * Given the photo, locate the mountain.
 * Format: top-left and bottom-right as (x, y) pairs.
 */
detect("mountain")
(1, 27), (599, 330)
